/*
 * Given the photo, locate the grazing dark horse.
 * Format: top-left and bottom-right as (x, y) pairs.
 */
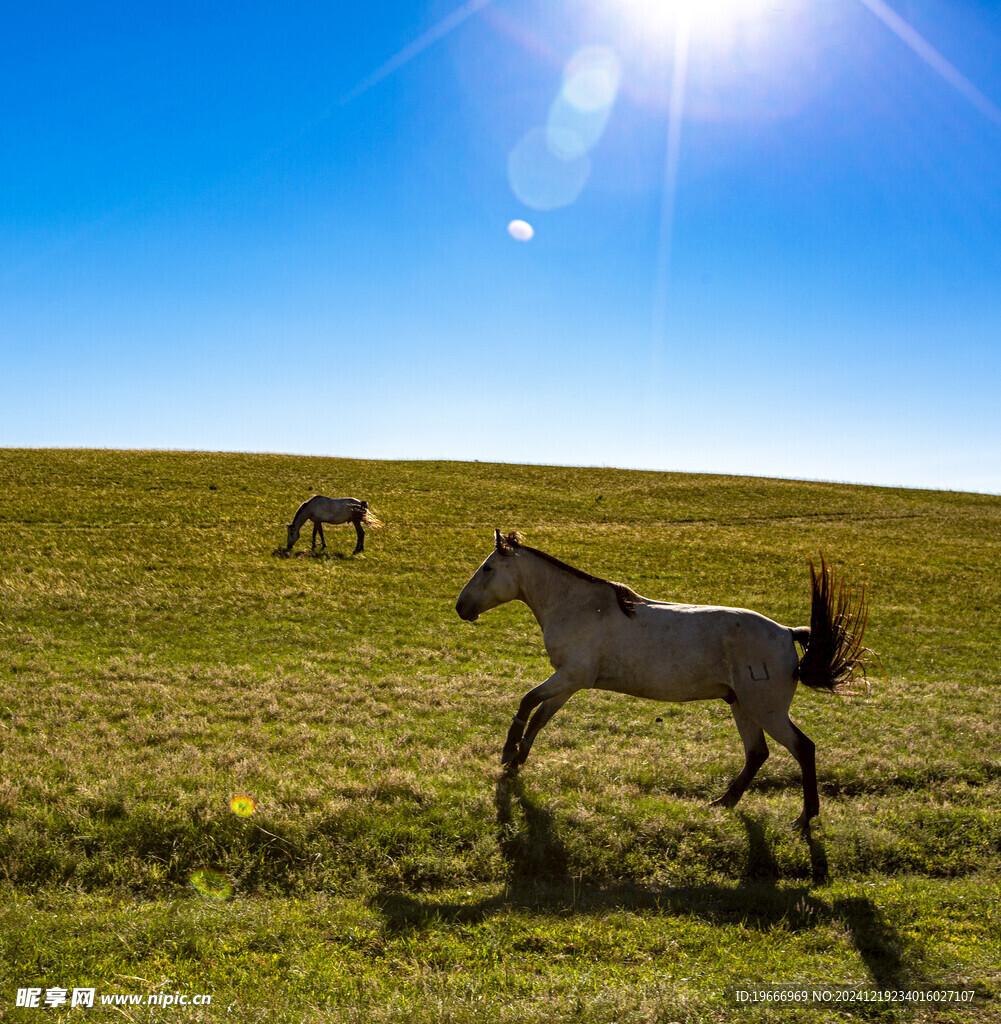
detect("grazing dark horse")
(285, 496), (383, 554)
(456, 531), (871, 828)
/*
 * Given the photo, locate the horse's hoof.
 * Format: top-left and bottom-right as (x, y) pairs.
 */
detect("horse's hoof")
(710, 792), (738, 809)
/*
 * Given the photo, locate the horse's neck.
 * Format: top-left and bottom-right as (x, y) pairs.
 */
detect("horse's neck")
(516, 552), (595, 631)
(292, 499), (316, 529)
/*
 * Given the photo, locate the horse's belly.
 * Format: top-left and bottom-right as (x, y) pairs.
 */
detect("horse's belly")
(594, 644), (731, 702)
(593, 672), (730, 702)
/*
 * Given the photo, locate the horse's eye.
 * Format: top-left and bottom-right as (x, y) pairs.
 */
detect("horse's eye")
(482, 565), (493, 573)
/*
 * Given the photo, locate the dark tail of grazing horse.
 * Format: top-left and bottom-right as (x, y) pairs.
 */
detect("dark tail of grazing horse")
(354, 501), (384, 530)
(796, 555), (872, 693)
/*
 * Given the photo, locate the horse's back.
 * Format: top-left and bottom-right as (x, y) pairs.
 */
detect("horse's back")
(638, 600), (792, 638)
(307, 495), (363, 523)
(592, 601), (799, 701)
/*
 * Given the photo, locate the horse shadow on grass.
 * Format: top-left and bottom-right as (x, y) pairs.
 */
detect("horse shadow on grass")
(373, 777), (931, 993)
(272, 548), (354, 561)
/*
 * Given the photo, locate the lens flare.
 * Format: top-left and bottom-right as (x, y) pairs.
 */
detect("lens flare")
(230, 794), (256, 817)
(507, 45), (620, 211)
(547, 46), (621, 160)
(508, 126), (591, 210)
(190, 868), (233, 901)
(507, 219), (535, 241)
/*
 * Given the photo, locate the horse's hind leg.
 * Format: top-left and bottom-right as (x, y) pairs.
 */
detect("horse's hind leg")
(352, 519), (365, 554)
(755, 711), (819, 829)
(711, 702), (769, 809)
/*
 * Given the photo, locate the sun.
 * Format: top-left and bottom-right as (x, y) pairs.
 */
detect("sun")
(614, 0), (776, 37)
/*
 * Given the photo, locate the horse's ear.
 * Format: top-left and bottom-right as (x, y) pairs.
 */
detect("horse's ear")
(495, 529), (523, 553)
(495, 529), (515, 554)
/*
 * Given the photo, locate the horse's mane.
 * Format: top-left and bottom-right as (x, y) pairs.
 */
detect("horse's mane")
(497, 531), (642, 618)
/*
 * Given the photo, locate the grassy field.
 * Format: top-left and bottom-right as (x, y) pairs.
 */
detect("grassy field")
(1, 448), (999, 1023)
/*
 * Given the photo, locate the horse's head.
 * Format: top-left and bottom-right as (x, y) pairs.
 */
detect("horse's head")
(455, 530), (524, 621)
(285, 523), (299, 550)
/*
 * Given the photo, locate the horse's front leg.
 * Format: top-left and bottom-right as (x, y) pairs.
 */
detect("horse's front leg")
(502, 670), (580, 771)
(312, 522), (326, 551)
(511, 693), (574, 769)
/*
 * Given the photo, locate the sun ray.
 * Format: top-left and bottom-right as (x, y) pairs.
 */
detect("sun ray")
(650, 12), (691, 382)
(856, 0), (1001, 125)
(642, 12), (691, 409)
(340, 0), (493, 106)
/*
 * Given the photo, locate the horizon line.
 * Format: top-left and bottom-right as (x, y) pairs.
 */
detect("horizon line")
(2, 445), (997, 499)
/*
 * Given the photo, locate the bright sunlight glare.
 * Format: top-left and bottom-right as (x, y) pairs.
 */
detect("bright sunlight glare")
(614, 0), (777, 36)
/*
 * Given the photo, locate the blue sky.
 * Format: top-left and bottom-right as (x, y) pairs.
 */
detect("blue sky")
(2, 0), (1000, 492)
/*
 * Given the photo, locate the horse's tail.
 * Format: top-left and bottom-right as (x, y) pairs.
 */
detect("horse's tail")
(796, 555), (872, 694)
(357, 501), (384, 529)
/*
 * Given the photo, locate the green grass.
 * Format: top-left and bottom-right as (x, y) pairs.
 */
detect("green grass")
(1, 448), (999, 1022)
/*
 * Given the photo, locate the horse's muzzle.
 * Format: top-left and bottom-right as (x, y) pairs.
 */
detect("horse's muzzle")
(455, 599), (478, 622)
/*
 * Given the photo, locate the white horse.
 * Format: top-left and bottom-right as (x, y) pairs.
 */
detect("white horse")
(285, 496), (383, 554)
(455, 531), (870, 828)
